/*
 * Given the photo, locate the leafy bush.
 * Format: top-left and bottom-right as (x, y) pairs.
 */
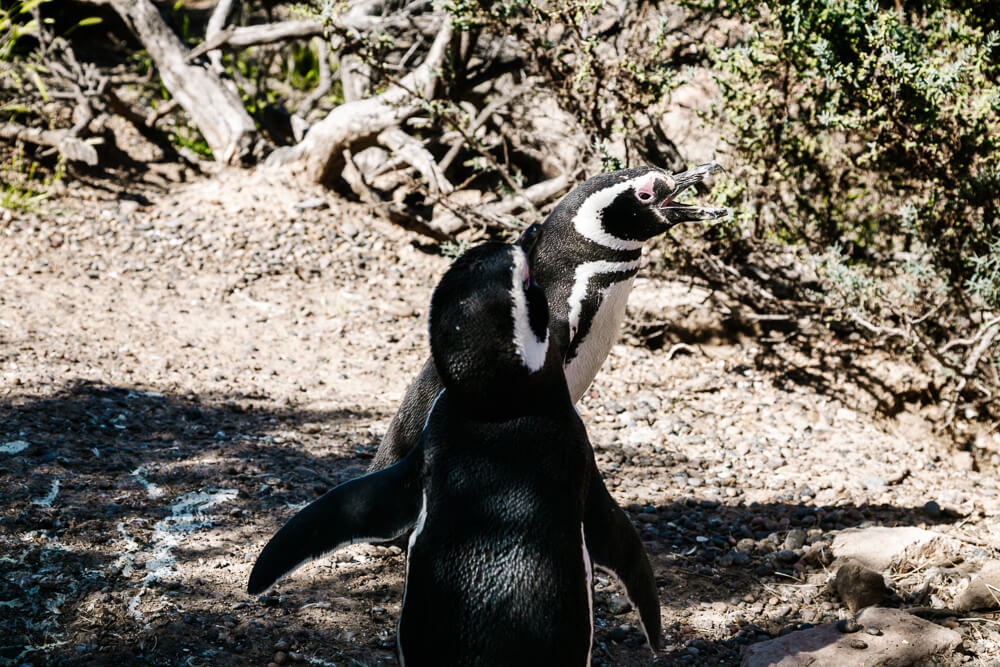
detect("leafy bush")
(711, 0), (1000, 426)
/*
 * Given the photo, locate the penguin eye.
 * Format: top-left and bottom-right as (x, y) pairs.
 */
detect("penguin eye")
(636, 190), (653, 202)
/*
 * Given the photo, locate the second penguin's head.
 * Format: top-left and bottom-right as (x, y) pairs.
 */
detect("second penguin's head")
(429, 239), (563, 418)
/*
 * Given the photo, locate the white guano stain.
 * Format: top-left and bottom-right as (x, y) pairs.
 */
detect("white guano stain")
(131, 464), (164, 499)
(32, 478), (60, 507)
(143, 488), (238, 584)
(1, 440), (29, 454)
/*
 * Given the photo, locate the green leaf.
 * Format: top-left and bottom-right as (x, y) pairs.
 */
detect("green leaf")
(77, 17), (103, 27)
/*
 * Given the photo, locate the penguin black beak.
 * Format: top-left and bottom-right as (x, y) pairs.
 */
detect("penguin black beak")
(517, 222), (543, 258)
(658, 162), (728, 224)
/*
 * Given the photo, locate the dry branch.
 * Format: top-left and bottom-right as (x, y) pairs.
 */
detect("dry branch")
(204, 0), (235, 73)
(186, 20), (324, 62)
(377, 127), (453, 195)
(103, 0), (259, 164)
(0, 122), (98, 165)
(267, 18), (454, 185)
(341, 150), (451, 241)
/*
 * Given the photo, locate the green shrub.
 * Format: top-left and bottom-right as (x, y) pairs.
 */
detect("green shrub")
(714, 0), (999, 305)
(712, 0), (1000, 424)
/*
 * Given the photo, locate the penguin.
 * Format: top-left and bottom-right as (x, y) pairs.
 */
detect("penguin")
(370, 162), (726, 471)
(248, 239), (662, 664)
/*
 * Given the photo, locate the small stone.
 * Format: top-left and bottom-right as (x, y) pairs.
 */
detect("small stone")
(609, 624), (630, 642)
(922, 501), (942, 519)
(865, 626), (883, 636)
(294, 197), (328, 211)
(849, 638), (868, 649)
(836, 618), (861, 633)
(274, 639), (290, 652)
(783, 529), (807, 551)
(775, 549), (799, 564)
(834, 560), (889, 612)
(273, 651), (288, 664)
(608, 596), (632, 615)
(954, 560), (1000, 612)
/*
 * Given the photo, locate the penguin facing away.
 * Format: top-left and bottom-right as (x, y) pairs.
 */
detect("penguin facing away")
(248, 240), (662, 664)
(370, 162), (726, 472)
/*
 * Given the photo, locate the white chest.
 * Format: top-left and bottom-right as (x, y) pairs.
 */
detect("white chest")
(564, 275), (635, 402)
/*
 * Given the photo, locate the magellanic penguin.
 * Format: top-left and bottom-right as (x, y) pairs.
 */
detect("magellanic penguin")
(370, 162), (727, 471)
(248, 239), (662, 664)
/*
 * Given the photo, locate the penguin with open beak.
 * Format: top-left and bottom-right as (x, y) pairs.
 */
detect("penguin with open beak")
(371, 163), (727, 471)
(249, 240), (662, 664)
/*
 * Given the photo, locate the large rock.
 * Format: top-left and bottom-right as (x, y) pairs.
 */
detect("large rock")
(835, 560), (889, 612)
(741, 607), (963, 667)
(831, 527), (949, 571)
(955, 560), (1000, 612)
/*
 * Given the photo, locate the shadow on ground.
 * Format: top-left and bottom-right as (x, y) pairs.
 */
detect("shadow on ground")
(0, 381), (962, 665)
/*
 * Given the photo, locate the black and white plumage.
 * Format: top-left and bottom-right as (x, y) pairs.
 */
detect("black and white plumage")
(370, 163), (726, 471)
(248, 241), (661, 664)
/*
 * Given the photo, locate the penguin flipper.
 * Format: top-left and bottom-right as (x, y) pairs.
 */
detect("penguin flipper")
(248, 441), (425, 595)
(369, 357), (443, 472)
(583, 471), (662, 651)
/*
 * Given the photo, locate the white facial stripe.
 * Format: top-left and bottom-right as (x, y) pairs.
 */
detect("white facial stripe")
(566, 259), (641, 341)
(573, 175), (659, 250)
(581, 522), (594, 667)
(510, 249), (549, 373)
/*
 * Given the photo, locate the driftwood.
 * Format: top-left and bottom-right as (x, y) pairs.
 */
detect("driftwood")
(104, 0), (259, 164)
(0, 122), (98, 165)
(267, 18), (454, 185)
(186, 20), (325, 62)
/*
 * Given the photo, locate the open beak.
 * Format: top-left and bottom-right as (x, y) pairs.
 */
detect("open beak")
(659, 162), (728, 224)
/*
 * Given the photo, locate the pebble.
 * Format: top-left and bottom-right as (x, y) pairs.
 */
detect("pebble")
(849, 638), (869, 649)
(836, 619), (861, 633)
(923, 500), (943, 519)
(783, 529), (807, 551)
(608, 596), (632, 615)
(865, 626), (883, 636)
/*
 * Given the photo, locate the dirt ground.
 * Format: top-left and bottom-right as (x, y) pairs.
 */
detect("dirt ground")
(2, 166), (999, 666)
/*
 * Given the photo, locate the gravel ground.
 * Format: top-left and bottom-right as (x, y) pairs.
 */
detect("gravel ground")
(2, 166), (999, 665)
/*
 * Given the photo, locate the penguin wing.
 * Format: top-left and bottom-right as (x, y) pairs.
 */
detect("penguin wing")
(369, 357), (443, 472)
(248, 440), (425, 595)
(583, 471), (662, 651)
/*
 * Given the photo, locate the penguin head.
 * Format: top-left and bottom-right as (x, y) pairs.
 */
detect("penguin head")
(429, 240), (563, 417)
(558, 162), (728, 250)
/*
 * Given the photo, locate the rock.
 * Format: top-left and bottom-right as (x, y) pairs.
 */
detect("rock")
(609, 624), (630, 642)
(835, 560), (889, 612)
(294, 197), (328, 211)
(607, 596), (632, 615)
(831, 526), (948, 571)
(954, 560), (1000, 611)
(741, 607), (963, 666)
(835, 619), (861, 633)
(922, 500), (942, 519)
(783, 529), (807, 551)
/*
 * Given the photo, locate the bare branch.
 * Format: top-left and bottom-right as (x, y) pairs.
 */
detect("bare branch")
(106, 0), (259, 164)
(269, 17), (454, 184)
(0, 122), (98, 165)
(298, 39), (332, 116)
(377, 127), (453, 195)
(204, 0), (235, 73)
(186, 20), (324, 63)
